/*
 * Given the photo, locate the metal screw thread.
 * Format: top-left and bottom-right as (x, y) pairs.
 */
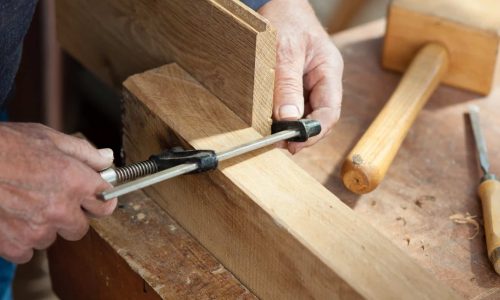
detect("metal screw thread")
(115, 160), (158, 183)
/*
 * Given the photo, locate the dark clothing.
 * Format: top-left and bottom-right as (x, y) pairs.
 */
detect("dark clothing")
(0, 0), (38, 109)
(241, 0), (270, 10)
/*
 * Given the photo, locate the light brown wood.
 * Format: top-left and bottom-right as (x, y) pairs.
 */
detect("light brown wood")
(122, 62), (460, 299)
(478, 179), (500, 275)
(392, 0), (500, 31)
(383, 0), (500, 95)
(49, 189), (255, 299)
(55, 0), (276, 135)
(342, 43), (449, 194)
(343, 0), (500, 193)
(293, 19), (500, 298)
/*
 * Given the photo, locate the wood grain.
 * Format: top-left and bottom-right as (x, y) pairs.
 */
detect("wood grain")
(122, 63), (460, 299)
(393, 0), (500, 31)
(478, 180), (500, 275)
(342, 43), (449, 194)
(383, 0), (500, 94)
(54, 0), (276, 135)
(293, 19), (500, 299)
(48, 189), (255, 299)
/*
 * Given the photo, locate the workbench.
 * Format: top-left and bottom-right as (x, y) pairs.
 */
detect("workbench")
(295, 20), (500, 298)
(48, 19), (500, 299)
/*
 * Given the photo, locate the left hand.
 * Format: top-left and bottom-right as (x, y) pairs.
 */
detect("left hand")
(259, 0), (344, 154)
(0, 123), (117, 263)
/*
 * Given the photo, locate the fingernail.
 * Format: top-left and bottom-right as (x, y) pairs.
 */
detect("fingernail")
(279, 105), (300, 120)
(98, 148), (114, 160)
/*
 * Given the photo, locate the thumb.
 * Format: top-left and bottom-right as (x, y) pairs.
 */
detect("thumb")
(273, 49), (305, 121)
(50, 134), (114, 171)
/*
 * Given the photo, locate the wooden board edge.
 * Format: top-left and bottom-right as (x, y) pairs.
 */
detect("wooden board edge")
(122, 63), (462, 299)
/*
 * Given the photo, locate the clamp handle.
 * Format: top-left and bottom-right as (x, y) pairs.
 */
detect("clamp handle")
(478, 179), (500, 275)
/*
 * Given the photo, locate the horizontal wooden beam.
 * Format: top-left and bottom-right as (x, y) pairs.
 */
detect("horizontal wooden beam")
(55, 0), (276, 134)
(122, 63), (460, 299)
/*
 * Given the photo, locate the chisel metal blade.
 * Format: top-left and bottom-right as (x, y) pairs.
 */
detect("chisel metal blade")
(468, 105), (495, 180)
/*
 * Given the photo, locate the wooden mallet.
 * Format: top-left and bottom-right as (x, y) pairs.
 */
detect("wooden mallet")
(341, 0), (500, 194)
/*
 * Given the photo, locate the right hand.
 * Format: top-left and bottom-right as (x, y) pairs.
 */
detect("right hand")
(258, 0), (344, 154)
(0, 123), (117, 263)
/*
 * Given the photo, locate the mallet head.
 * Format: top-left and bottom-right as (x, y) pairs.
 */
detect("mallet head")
(342, 1), (500, 194)
(384, 0), (500, 95)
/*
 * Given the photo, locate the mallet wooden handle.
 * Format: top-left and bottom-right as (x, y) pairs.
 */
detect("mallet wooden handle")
(341, 43), (449, 194)
(478, 179), (500, 275)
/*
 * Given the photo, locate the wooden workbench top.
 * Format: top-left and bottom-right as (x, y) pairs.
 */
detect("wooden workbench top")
(49, 189), (256, 299)
(293, 20), (500, 299)
(49, 19), (500, 300)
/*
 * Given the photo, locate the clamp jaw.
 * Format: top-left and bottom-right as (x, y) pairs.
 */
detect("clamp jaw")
(271, 119), (321, 142)
(150, 148), (218, 173)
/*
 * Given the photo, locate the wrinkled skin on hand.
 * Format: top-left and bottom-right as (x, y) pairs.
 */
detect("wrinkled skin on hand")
(0, 123), (117, 263)
(259, 0), (344, 153)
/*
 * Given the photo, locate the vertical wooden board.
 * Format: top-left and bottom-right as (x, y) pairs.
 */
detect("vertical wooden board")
(122, 63), (460, 299)
(55, 0), (275, 134)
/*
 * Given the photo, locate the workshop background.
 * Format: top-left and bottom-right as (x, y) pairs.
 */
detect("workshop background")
(7, 0), (389, 299)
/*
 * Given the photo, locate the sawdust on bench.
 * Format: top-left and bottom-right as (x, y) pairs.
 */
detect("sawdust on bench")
(449, 212), (480, 239)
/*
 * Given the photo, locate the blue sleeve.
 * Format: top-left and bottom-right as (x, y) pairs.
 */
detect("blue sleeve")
(0, 257), (15, 300)
(240, 0), (271, 10)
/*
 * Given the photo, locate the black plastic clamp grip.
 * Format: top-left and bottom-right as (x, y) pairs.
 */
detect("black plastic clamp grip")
(271, 119), (322, 142)
(149, 147), (218, 173)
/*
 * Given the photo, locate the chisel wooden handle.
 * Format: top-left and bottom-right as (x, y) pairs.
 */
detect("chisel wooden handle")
(341, 43), (449, 194)
(478, 179), (500, 275)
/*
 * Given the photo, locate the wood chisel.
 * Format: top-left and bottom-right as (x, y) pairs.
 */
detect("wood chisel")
(98, 119), (321, 201)
(468, 105), (500, 275)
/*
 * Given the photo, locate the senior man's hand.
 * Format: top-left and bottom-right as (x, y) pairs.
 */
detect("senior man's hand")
(259, 0), (343, 154)
(0, 123), (117, 263)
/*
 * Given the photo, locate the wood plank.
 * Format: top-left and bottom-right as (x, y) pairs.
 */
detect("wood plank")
(294, 19), (500, 299)
(48, 189), (255, 299)
(55, 0), (276, 135)
(122, 63), (460, 299)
